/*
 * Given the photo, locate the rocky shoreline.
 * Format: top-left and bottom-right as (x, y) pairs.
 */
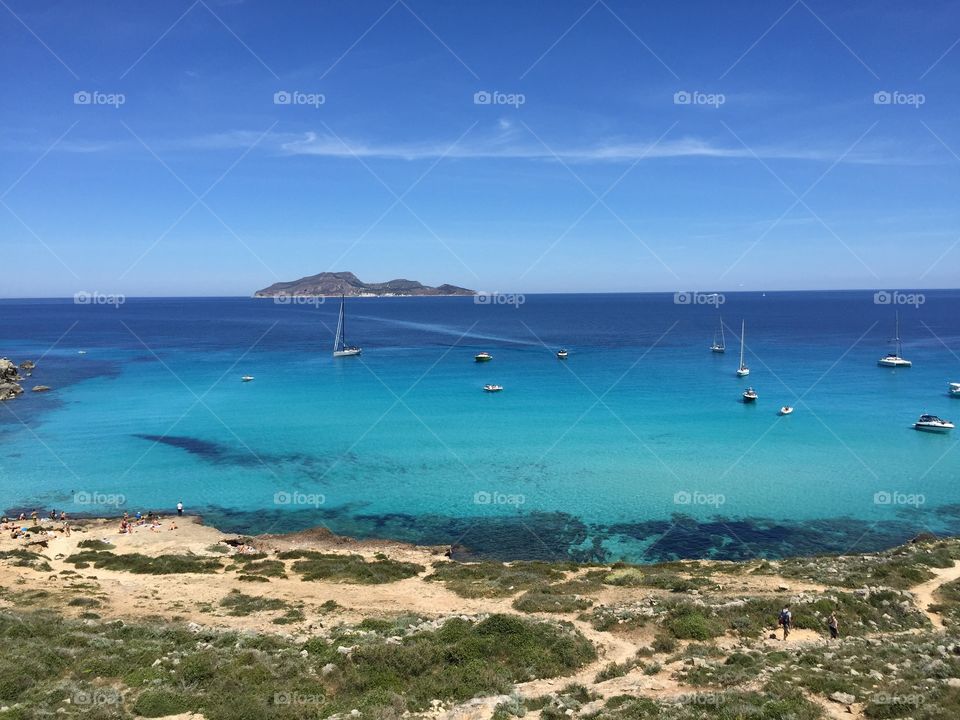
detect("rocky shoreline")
(0, 357), (46, 401)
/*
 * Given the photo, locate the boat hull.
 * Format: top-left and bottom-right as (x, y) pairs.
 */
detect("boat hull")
(878, 359), (911, 367)
(333, 348), (362, 357)
(736, 369), (750, 377)
(915, 424), (953, 433)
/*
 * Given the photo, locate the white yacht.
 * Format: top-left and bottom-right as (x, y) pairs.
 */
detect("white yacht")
(710, 312), (725, 353)
(241, 375), (254, 382)
(914, 414), (954, 432)
(742, 387), (758, 403)
(779, 406), (793, 416)
(483, 384), (503, 392)
(736, 320), (749, 377)
(878, 312), (911, 367)
(949, 382), (960, 397)
(332, 295), (362, 357)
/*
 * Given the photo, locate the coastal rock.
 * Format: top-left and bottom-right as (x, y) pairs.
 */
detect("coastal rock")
(31, 385), (51, 392)
(19, 360), (35, 371)
(0, 358), (23, 401)
(829, 692), (856, 705)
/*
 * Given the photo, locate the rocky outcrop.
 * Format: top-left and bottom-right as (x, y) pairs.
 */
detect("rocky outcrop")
(255, 271), (475, 298)
(0, 358), (24, 401)
(31, 385), (51, 393)
(19, 360), (35, 371)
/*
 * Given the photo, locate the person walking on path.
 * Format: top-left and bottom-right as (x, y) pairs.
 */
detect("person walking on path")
(778, 605), (792, 641)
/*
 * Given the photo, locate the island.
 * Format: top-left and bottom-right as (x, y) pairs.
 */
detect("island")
(254, 271), (475, 298)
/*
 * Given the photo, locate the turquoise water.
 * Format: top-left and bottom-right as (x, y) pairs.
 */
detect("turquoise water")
(2, 292), (959, 561)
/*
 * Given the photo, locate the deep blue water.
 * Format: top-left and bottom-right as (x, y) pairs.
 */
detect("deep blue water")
(2, 291), (959, 562)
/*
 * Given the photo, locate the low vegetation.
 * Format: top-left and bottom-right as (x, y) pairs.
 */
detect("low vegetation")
(0, 608), (595, 719)
(63, 549), (223, 574)
(279, 550), (423, 584)
(426, 560), (568, 597)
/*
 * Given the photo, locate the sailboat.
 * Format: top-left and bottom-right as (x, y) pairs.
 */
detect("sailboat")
(710, 313), (726, 353)
(877, 312), (911, 367)
(736, 320), (749, 377)
(332, 295), (362, 357)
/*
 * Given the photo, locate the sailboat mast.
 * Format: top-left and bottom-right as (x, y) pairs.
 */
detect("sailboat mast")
(739, 320), (745, 368)
(333, 296), (344, 353)
(895, 311), (901, 357)
(720, 313), (726, 348)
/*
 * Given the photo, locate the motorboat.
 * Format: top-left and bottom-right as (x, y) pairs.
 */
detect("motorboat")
(557, 349), (569, 359)
(475, 352), (493, 362)
(241, 375), (255, 382)
(742, 387), (758, 403)
(914, 414), (954, 432)
(779, 406), (793, 416)
(483, 384), (503, 392)
(949, 382), (960, 397)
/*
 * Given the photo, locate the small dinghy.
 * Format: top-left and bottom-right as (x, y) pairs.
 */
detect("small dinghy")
(779, 406), (793, 416)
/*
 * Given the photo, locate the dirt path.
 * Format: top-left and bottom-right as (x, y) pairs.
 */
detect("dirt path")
(911, 562), (960, 629)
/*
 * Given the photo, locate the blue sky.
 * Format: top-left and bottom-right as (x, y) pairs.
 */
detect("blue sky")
(1, 0), (959, 296)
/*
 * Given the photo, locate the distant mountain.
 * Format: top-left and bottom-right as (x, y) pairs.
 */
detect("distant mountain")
(254, 272), (475, 298)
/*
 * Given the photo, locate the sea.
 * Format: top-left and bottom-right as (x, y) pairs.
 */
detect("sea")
(2, 291), (959, 563)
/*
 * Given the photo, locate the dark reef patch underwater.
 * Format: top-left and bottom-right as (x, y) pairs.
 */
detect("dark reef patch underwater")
(198, 505), (960, 564)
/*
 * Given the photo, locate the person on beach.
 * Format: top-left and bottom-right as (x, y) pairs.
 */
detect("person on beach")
(62, 521), (71, 537)
(828, 611), (839, 640)
(176, 501), (183, 517)
(778, 605), (792, 641)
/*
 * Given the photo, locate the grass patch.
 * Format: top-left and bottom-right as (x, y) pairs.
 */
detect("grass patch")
(64, 550), (222, 575)
(426, 561), (568, 598)
(279, 550), (422, 584)
(218, 590), (288, 616)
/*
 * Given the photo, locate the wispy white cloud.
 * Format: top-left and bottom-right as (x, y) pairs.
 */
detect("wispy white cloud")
(2, 128), (940, 166)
